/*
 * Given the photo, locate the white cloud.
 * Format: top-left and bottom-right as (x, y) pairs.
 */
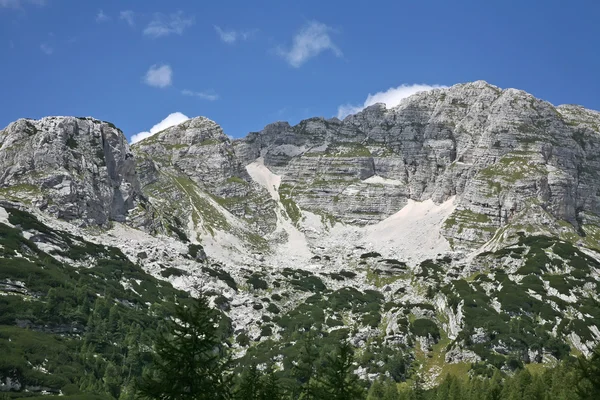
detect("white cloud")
(144, 11), (194, 38)
(96, 9), (110, 23)
(337, 84), (447, 119)
(278, 21), (342, 68)
(144, 64), (172, 88)
(119, 10), (134, 27)
(182, 89), (219, 101)
(0, 0), (45, 8)
(240, 30), (256, 40)
(40, 43), (53, 55)
(130, 112), (189, 144)
(214, 26), (237, 44)
(213, 26), (256, 44)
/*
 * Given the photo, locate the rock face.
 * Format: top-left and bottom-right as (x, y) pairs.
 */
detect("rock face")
(234, 81), (600, 250)
(2, 81), (600, 252)
(131, 117), (277, 239)
(0, 117), (142, 226)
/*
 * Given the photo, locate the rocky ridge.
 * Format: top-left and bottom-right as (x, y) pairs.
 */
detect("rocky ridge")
(1, 81), (600, 390)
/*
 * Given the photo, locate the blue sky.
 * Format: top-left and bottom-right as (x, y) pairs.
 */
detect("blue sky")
(1, 0), (599, 141)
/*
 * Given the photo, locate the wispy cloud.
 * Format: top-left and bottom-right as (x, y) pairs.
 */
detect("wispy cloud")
(130, 112), (190, 144)
(144, 64), (173, 88)
(96, 9), (110, 23)
(0, 0), (45, 8)
(40, 43), (53, 55)
(144, 11), (194, 38)
(278, 21), (342, 68)
(213, 26), (256, 44)
(182, 89), (219, 101)
(337, 84), (447, 119)
(119, 10), (134, 27)
(214, 26), (236, 44)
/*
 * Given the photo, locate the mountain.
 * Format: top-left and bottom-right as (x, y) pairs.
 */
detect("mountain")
(1, 81), (600, 396)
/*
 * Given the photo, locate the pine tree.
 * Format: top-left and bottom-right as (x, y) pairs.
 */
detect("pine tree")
(382, 378), (399, 400)
(259, 363), (283, 400)
(316, 340), (364, 400)
(103, 361), (121, 398)
(408, 375), (424, 400)
(367, 378), (385, 399)
(447, 375), (463, 400)
(434, 374), (451, 400)
(576, 345), (600, 400)
(486, 369), (503, 400)
(368, 377), (398, 400)
(291, 330), (320, 400)
(236, 361), (261, 400)
(503, 368), (533, 400)
(137, 296), (232, 400)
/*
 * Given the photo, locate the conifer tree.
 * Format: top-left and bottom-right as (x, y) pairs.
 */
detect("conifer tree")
(447, 375), (463, 400)
(137, 296), (231, 400)
(103, 361), (121, 398)
(367, 377), (398, 400)
(576, 345), (600, 400)
(408, 375), (424, 400)
(382, 379), (399, 400)
(236, 361), (261, 400)
(486, 369), (503, 400)
(291, 330), (320, 400)
(316, 340), (364, 400)
(367, 378), (385, 399)
(259, 363), (283, 400)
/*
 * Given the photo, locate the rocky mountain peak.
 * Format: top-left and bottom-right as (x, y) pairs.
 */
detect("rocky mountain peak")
(0, 116), (141, 227)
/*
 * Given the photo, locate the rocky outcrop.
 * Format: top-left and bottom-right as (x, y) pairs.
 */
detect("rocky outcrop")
(131, 117), (277, 237)
(0, 116), (142, 227)
(235, 81), (600, 250)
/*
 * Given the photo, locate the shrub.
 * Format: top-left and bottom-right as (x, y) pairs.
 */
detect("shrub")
(236, 333), (250, 346)
(247, 275), (268, 291)
(411, 319), (440, 340)
(339, 270), (357, 278)
(267, 303), (280, 314)
(260, 326), (273, 337)
(168, 224), (189, 242)
(360, 252), (382, 259)
(160, 267), (187, 278)
(66, 137), (78, 149)
(289, 276), (326, 293)
(202, 266), (237, 291)
(188, 243), (205, 260)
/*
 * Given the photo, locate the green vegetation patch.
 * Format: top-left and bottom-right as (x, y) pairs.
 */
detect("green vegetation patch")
(410, 318), (441, 340)
(279, 183), (302, 225)
(202, 265), (238, 291)
(478, 152), (547, 183)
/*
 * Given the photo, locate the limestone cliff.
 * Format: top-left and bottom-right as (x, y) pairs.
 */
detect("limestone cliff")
(0, 116), (142, 227)
(234, 81), (600, 251)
